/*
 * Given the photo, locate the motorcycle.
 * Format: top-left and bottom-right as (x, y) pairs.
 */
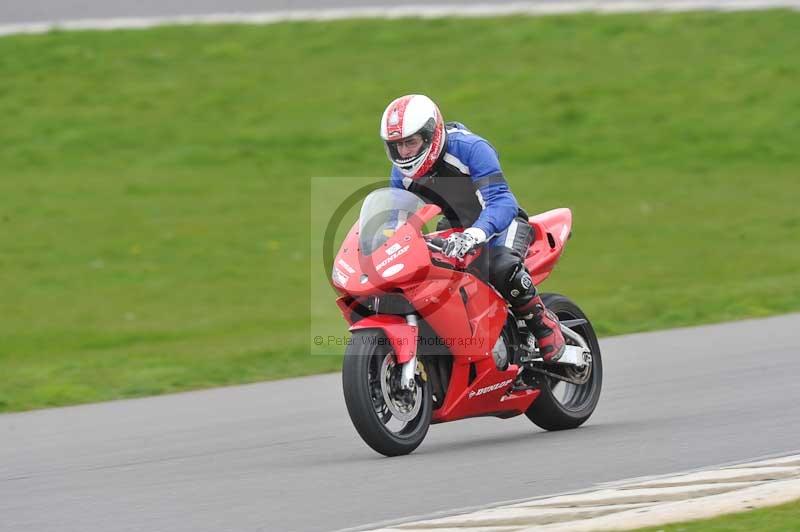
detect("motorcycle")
(332, 187), (602, 456)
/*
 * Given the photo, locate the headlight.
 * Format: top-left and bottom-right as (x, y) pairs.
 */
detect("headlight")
(332, 267), (350, 287)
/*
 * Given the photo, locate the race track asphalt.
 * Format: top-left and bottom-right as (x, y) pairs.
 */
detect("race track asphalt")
(0, 0), (570, 24)
(4, 0), (794, 27)
(2, 313), (799, 532)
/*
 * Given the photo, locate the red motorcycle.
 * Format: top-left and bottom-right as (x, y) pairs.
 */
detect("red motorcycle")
(333, 188), (602, 456)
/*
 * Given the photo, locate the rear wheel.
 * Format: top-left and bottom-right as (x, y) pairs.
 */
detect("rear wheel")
(525, 293), (603, 430)
(342, 330), (432, 456)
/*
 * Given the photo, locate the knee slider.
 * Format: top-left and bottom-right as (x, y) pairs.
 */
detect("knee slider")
(507, 264), (535, 305)
(489, 256), (535, 306)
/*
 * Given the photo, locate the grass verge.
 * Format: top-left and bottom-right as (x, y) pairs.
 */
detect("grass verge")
(0, 11), (799, 412)
(636, 498), (800, 531)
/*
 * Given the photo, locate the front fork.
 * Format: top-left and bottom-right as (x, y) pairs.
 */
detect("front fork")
(399, 314), (418, 390)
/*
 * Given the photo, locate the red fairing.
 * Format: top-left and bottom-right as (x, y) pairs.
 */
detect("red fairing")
(434, 366), (540, 423)
(525, 208), (573, 286)
(330, 215), (433, 298)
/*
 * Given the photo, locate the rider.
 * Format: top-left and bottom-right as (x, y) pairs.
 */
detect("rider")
(380, 94), (566, 361)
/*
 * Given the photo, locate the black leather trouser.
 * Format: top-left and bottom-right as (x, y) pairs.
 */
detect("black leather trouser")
(466, 217), (536, 308)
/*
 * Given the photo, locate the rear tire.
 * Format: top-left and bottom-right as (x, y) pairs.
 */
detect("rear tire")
(342, 330), (432, 456)
(525, 293), (603, 431)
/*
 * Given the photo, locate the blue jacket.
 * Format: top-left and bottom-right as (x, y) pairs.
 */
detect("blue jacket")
(390, 122), (520, 241)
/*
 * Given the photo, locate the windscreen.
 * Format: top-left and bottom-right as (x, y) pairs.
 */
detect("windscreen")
(358, 188), (425, 255)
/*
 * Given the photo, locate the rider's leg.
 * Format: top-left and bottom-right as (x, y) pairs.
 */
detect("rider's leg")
(481, 220), (566, 362)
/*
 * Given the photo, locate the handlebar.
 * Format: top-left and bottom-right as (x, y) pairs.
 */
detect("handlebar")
(425, 237), (446, 252)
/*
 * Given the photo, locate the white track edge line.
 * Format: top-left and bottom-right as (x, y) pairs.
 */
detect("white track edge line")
(2, 1), (800, 37)
(367, 453), (800, 531)
(333, 448), (800, 532)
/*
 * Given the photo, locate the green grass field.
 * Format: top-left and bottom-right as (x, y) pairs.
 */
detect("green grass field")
(637, 498), (800, 531)
(1, 11), (799, 412)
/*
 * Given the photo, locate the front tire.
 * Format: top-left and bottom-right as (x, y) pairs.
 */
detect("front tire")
(342, 330), (432, 456)
(525, 293), (603, 431)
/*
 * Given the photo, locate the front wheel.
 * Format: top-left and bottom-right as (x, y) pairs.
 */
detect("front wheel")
(342, 330), (432, 456)
(525, 293), (603, 431)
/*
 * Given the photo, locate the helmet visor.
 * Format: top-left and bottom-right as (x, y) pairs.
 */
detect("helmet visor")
(384, 118), (437, 168)
(385, 135), (428, 167)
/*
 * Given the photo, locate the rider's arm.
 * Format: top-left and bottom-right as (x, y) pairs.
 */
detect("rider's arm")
(467, 140), (519, 242)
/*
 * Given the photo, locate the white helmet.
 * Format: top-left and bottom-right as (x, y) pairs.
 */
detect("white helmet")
(380, 94), (446, 179)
